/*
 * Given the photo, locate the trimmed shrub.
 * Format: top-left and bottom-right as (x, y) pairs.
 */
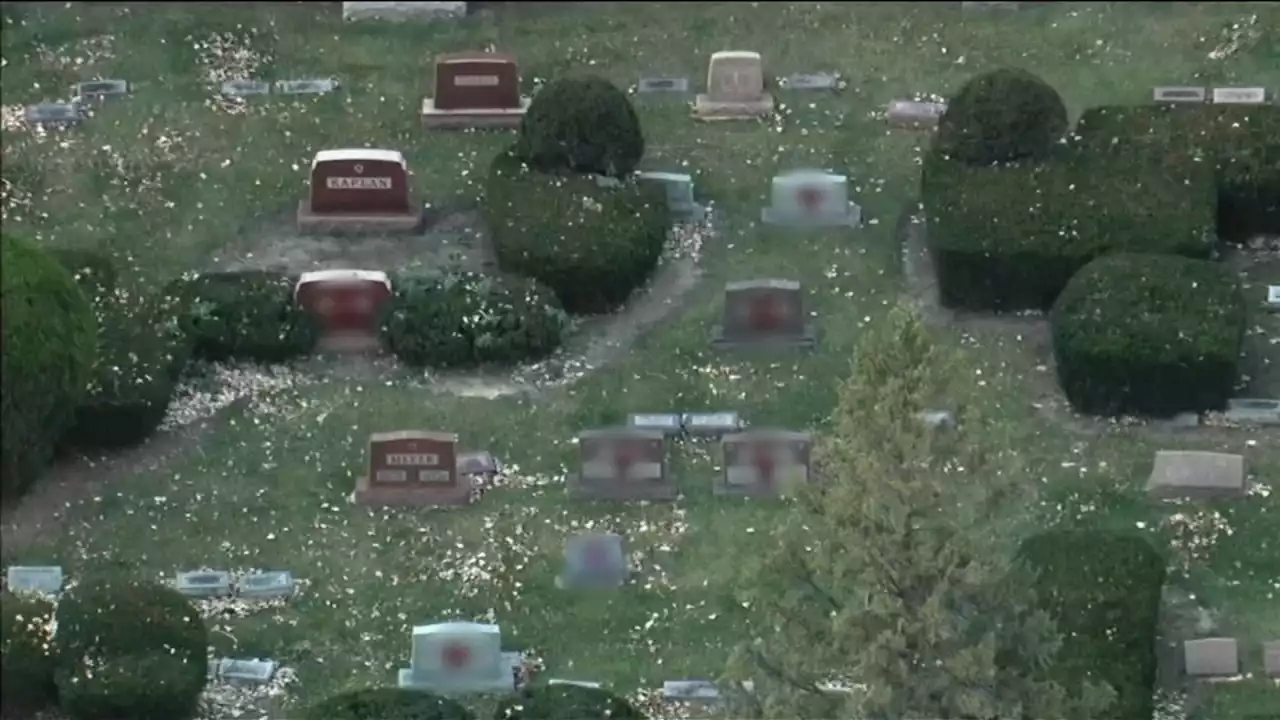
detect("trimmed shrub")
(1051, 253), (1245, 417)
(0, 233), (97, 504)
(54, 575), (208, 720)
(1017, 530), (1165, 720)
(920, 146), (1215, 311)
(164, 270), (319, 363)
(934, 68), (1068, 166)
(48, 247), (119, 296)
(515, 74), (645, 177)
(494, 684), (646, 719)
(0, 591), (59, 715)
(485, 149), (668, 314)
(382, 271), (568, 368)
(1073, 104), (1280, 243)
(62, 289), (190, 449)
(302, 687), (475, 720)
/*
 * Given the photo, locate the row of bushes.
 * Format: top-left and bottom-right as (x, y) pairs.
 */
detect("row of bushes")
(302, 684), (644, 720)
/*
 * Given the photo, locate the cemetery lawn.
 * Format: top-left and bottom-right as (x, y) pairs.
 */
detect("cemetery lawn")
(2, 2), (1278, 716)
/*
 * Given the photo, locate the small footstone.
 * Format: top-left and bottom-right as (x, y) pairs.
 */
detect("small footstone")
(627, 413), (683, 436)
(778, 72), (840, 90)
(175, 570), (233, 598)
(5, 565), (64, 594)
(220, 79), (270, 97)
(682, 412), (741, 437)
(275, 78), (339, 95)
(214, 658), (278, 685)
(238, 571), (295, 599)
(638, 77), (690, 94)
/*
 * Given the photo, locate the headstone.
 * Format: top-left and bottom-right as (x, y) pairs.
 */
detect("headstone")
(238, 571), (295, 599)
(627, 413), (684, 436)
(638, 77), (690, 94)
(717, 430), (812, 497)
(778, 72), (839, 91)
(1211, 87), (1267, 105)
(397, 621), (521, 694)
(693, 51), (774, 121)
(275, 78), (339, 95)
(295, 269), (392, 352)
(682, 411), (742, 437)
(220, 79), (270, 97)
(557, 532), (630, 588)
(456, 450), (500, 480)
(1224, 398), (1280, 426)
(421, 52), (529, 129)
(343, 1), (467, 22)
(5, 566), (63, 594)
(886, 99), (947, 128)
(570, 428), (676, 501)
(662, 680), (723, 703)
(1264, 640), (1280, 677)
(74, 79), (128, 100)
(1266, 285), (1280, 311)
(761, 170), (861, 227)
(1145, 450), (1246, 499)
(296, 149), (422, 233)
(23, 103), (80, 127)
(548, 679), (603, 688)
(920, 410), (955, 429)
(1183, 637), (1239, 676)
(354, 430), (471, 506)
(1153, 86), (1207, 104)
(712, 279), (817, 349)
(636, 171), (704, 222)
(175, 570), (233, 598)
(214, 658), (278, 685)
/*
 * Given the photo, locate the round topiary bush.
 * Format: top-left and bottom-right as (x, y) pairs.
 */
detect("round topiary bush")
(494, 684), (646, 719)
(934, 67), (1068, 165)
(382, 271), (568, 368)
(164, 270), (319, 363)
(62, 289), (190, 450)
(515, 74), (645, 177)
(48, 247), (119, 297)
(1051, 253), (1246, 417)
(0, 233), (97, 504)
(485, 150), (668, 314)
(54, 576), (208, 720)
(302, 687), (475, 720)
(0, 591), (59, 715)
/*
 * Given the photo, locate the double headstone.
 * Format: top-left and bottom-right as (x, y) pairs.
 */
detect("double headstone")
(397, 621), (521, 694)
(760, 170), (860, 227)
(711, 279), (817, 349)
(355, 430), (471, 506)
(716, 430), (812, 497)
(570, 428), (676, 501)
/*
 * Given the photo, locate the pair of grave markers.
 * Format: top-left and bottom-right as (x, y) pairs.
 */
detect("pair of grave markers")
(1152, 86), (1270, 105)
(174, 570), (296, 599)
(221, 78), (339, 98)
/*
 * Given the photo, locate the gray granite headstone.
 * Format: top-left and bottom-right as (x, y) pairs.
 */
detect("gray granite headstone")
(760, 170), (861, 227)
(220, 79), (271, 97)
(1224, 398), (1280, 426)
(457, 450), (501, 478)
(1153, 86), (1206, 104)
(214, 658), (278, 685)
(24, 103), (81, 126)
(681, 412), (741, 437)
(397, 621), (521, 695)
(1146, 451), (1245, 499)
(175, 570), (233, 598)
(5, 565), (64, 594)
(1264, 640), (1280, 677)
(1183, 637), (1239, 676)
(558, 532), (629, 589)
(779, 72), (839, 90)
(638, 77), (690, 94)
(712, 278), (818, 349)
(636, 171), (704, 222)
(274, 78), (339, 95)
(238, 571), (295, 599)
(627, 413), (684, 436)
(75, 79), (129, 99)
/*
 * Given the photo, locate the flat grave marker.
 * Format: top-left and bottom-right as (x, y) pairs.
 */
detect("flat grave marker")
(175, 570), (233, 598)
(5, 565), (64, 594)
(548, 678), (603, 688)
(558, 532), (630, 589)
(886, 99), (947, 128)
(1183, 637), (1239, 677)
(694, 50), (774, 121)
(74, 79), (129, 101)
(761, 169), (861, 227)
(627, 412), (684, 436)
(24, 102), (81, 128)
(220, 79), (270, 97)
(295, 269), (392, 352)
(356, 430), (470, 506)
(638, 77), (690, 94)
(1224, 398), (1280, 427)
(570, 428), (676, 501)
(1146, 450), (1246, 500)
(662, 680), (723, 703)
(422, 52), (530, 129)
(681, 411), (742, 438)
(718, 430), (812, 497)
(636, 171), (704, 223)
(1211, 87), (1267, 105)
(296, 148), (423, 233)
(238, 571), (295, 600)
(778, 72), (840, 90)
(1266, 285), (1280, 311)
(920, 409), (955, 429)
(398, 621), (521, 694)
(1153, 86), (1207, 104)
(214, 658), (278, 685)
(275, 78), (339, 95)
(1264, 640), (1280, 677)
(456, 450), (501, 480)
(712, 279), (817, 349)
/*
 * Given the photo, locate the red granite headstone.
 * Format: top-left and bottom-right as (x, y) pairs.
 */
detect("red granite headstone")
(294, 269), (392, 336)
(355, 430), (470, 506)
(308, 148), (411, 215)
(434, 53), (521, 111)
(569, 428), (675, 501)
(716, 430), (812, 497)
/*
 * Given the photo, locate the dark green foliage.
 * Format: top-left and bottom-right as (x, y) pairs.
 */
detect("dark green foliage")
(515, 74), (645, 177)
(164, 270), (319, 363)
(0, 233), (97, 505)
(920, 146), (1215, 311)
(485, 149), (668, 314)
(1051, 253), (1245, 417)
(1017, 531), (1165, 720)
(62, 289), (190, 449)
(494, 684), (646, 719)
(934, 68), (1068, 165)
(54, 575), (208, 720)
(1073, 104), (1280, 242)
(0, 592), (59, 715)
(1195, 678), (1280, 720)
(48, 247), (119, 296)
(302, 687), (475, 720)
(382, 271), (568, 368)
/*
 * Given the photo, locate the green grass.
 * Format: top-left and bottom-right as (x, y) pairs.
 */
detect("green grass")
(2, 1), (1278, 717)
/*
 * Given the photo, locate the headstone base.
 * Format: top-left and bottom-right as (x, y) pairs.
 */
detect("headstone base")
(710, 324), (818, 350)
(420, 97), (530, 129)
(317, 332), (382, 354)
(397, 652), (521, 695)
(567, 480), (678, 502)
(672, 203), (708, 224)
(692, 94), (775, 121)
(296, 200), (424, 234)
(353, 476), (473, 507)
(761, 202), (861, 228)
(554, 570), (631, 589)
(344, 2), (467, 22)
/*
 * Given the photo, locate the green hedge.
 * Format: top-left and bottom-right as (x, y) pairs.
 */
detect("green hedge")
(382, 271), (568, 368)
(54, 576), (208, 720)
(934, 67), (1068, 166)
(921, 145), (1215, 311)
(1073, 104), (1280, 243)
(515, 74), (645, 177)
(1017, 530), (1165, 720)
(1051, 253), (1245, 417)
(165, 270), (319, 363)
(0, 591), (59, 715)
(48, 247), (119, 296)
(494, 684), (645, 719)
(302, 687), (475, 720)
(485, 149), (668, 314)
(0, 233), (97, 504)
